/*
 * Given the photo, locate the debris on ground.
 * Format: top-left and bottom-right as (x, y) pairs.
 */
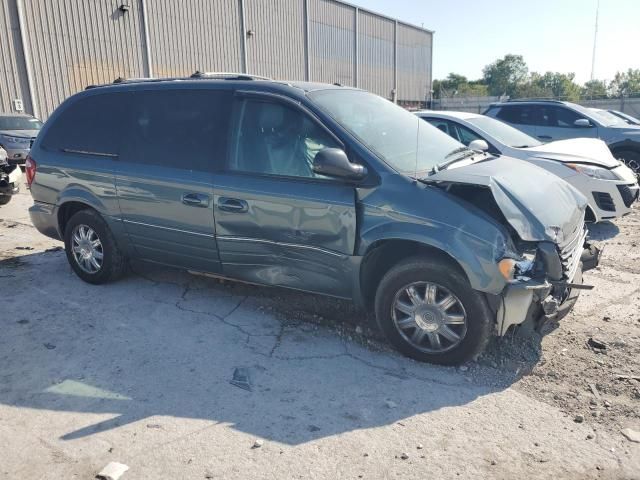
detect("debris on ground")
(230, 367), (252, 391)
(574, 414), (585, 423)
(621, 428), (640, 443)
(252, 439), (264, 449)
(96, 462), (129, 480)
(587, 337), (607, 352)
(385, 400), (397, 409)
(400, 452), (409, 460)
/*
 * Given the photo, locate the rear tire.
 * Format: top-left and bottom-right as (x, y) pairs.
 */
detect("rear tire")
(0, 195), (11, 206)
(63, 209), (127, 284)
(374, 257), (494, 365)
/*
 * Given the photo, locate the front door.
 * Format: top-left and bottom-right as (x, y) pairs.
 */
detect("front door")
(535, 105), (598, 142)
(213, 95), (357, 298)
(115, 89), (232, 272)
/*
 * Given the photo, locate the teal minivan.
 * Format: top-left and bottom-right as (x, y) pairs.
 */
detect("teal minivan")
(27, 75), (598, 365)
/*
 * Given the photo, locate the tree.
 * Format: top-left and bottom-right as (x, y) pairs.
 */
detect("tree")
(582, 79), (608, 99)
(482, 54), (528, 97)
(433, 73), (488, 98)
(534, 72), (582, 102)
(609, 69), (640, 97)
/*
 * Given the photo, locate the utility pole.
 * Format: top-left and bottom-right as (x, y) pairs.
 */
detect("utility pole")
(590, 0), (599, 81)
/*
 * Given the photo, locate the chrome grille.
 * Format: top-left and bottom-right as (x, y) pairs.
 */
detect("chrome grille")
(558, 219), (587, 281)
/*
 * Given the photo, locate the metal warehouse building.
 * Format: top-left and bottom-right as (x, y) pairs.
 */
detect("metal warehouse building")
(0, 0), (433, 119)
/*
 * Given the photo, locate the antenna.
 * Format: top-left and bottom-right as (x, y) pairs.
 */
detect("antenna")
(590, 0), (599, 81)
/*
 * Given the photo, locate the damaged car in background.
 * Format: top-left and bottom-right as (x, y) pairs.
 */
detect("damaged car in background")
(0, 146), (20, 206)
(28, 78), (599, 365)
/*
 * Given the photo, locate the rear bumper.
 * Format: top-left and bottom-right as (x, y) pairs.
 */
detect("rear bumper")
(496, 242), (600, 335)
(29, 201), (61, 240)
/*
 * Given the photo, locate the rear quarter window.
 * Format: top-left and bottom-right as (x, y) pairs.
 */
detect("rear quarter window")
(42, 93), (126, 156)
(119, 89), (232, 171)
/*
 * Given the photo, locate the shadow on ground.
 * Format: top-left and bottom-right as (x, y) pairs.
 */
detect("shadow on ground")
(587, 221), (620, 241)
(0, 250), (542, 445)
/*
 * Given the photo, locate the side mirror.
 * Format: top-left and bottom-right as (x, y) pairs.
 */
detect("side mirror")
(313, 148), (367, 180)
(468, 139), (489, 152)
(574, 118), (592, 128)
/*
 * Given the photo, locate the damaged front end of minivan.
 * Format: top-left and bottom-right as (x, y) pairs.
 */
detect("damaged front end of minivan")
(425, 156), (601, 335)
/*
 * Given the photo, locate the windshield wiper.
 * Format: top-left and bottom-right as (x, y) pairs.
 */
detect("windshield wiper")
(511, 144), (530, 148)
(431, 149), (476, 174)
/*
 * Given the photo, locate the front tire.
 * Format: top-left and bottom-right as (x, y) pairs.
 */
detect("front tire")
(64, 209), (127, 284)
(0, 195), (11, 206)
(374, 257), (493, 365)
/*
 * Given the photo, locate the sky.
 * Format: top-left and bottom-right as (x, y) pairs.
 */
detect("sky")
(351, 0), (640, 84)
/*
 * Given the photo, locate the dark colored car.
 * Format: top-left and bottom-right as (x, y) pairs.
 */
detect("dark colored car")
(27, 75), (598, 365)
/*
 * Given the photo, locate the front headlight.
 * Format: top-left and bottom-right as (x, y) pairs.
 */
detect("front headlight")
(566, 163), (620, 180)
(2, 136), (29, 146)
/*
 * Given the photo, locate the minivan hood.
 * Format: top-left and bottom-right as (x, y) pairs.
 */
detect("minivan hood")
(522, 138), (620, 168)
(0, 129), (39, 138)
(426, 157), (587, 243)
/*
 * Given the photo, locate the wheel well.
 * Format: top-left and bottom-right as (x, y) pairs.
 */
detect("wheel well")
(359, 240), (468, 311)
(57, 201), (95, 236)
(585, 205), (596, 223)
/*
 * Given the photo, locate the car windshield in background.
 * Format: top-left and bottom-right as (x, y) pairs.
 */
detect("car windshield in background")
(0, 116), (43, 130)
(587, 108), (627, 126)
(308, 89), (466, 176)
(466, 116), (542, 148)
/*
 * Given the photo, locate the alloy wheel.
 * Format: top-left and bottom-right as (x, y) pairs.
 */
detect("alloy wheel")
(391, 281), (467, 353)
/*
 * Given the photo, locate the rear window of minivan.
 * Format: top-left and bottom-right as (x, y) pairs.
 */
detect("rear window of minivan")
(42, 93), (126, 156)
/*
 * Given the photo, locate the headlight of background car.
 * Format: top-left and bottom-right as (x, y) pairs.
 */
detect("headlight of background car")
(2, 136), (29, 146)
(566, 163), (620, 180)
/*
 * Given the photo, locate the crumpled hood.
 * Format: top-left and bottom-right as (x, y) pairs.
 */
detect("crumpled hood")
(427, 156), (587, 243)
(0, 129), (39, 139)
(523, 138), (620, 168)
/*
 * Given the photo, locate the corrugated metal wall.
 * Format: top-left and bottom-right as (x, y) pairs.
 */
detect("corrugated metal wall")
(397, 23), (432, 103)
(357, 10), (394, 99)
(22, 0), (147, 118)
(308, 0), (356, 86)
(146, 0), (243, 78)
(2, 0), (432, 119)
(0, 1), (31, 113)
(244, 0), (306, 80)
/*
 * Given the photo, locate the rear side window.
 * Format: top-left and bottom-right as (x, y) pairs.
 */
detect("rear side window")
(42, 93), (125, 156)
(119, 89), (232, 171)
(496, 105), (538, 125)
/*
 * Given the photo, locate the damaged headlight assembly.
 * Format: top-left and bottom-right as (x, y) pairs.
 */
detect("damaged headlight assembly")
(566, 163), (620, 181)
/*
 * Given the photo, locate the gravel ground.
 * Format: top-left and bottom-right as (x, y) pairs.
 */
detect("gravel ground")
(1, 178), (639, 479)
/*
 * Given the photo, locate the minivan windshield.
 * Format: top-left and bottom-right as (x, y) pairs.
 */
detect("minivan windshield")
(308, 89), (469, 176)
(466, 116), (542, 148)
(0, 115), (43, 131)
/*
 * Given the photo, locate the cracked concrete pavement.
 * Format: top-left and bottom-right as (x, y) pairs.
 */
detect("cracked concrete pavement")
(1, 179), (639, 479)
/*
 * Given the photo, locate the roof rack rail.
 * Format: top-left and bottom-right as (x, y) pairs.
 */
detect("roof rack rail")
(507, 98), (566, 104)
(189, 71), (271, 81)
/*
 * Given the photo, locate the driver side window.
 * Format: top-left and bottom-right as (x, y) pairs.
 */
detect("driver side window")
(229, 99), (337, 179)
(454, 124), (483, 147)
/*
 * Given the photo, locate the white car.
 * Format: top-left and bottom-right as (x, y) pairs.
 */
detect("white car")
(416, 110), (639, 222)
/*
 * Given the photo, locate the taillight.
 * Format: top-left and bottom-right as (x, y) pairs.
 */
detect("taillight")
(25, 155), (36, 187)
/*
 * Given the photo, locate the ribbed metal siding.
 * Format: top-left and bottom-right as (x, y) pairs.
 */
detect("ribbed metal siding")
(22, 0), (146, 118)
(0, 1), (31, 114)
(308, 0), (355, 86)
(357, 10), (394, 99)
(147, 0), (242, 77)
(397, 24), (431, 103)
(244, 0), (305, 79)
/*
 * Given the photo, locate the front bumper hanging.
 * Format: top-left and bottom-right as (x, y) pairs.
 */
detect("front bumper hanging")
(497, 241), (600, 335)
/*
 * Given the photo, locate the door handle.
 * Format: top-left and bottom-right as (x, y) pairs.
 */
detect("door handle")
(182, 193), (210, 207)
(218, 197), (249, 213)
(537, 135), (552, 140)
